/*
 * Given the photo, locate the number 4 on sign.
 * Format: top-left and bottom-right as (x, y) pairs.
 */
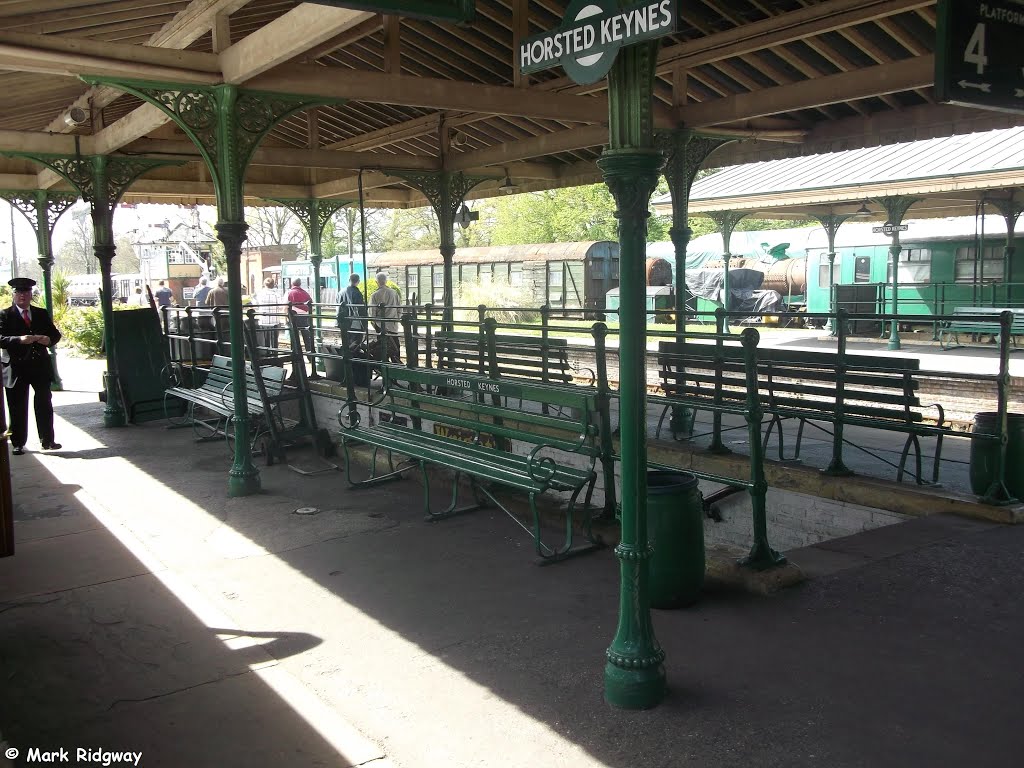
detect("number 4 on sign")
(965, 23), (988, 74)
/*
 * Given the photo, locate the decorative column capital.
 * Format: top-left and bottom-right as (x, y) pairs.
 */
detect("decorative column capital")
(598, 149), (663, 220)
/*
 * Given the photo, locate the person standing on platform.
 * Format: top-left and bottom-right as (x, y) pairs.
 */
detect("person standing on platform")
(286, 278), (314, 355)
(129, 286), (147, 307)
(204, 277), (230, 352)
(251, 277), (282, 352)
(369, 271), (402, 364)
(205, 277), (228, 307)
(0, 278), (62, 455)
(336, 273), (365, 351)
(192, 276), (211, 307)
(154, 280), (173, 308)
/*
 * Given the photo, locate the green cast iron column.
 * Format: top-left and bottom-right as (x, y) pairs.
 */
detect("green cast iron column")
(990, 194), (1022, 305)
(386, 170), (488, 324)
(91, 78), (339, 496)
(601, 41), (666, 711)
(92, 159), (121, 425)
(657, 131), (733, 437)
(810, 212), (851, 336)
(0, 190), (76, 390)
(872, 197), (918, 351)
(273, 197), (351, 373)
(708, 211), (746, 331)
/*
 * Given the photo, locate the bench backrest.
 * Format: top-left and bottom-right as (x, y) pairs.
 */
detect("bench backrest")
(434, 331), (573, 384)
(657, 340), (923, 423)
(379, 365), (599, 456)
(950, 306), (1024, 329)
(202, 354), (286, 403)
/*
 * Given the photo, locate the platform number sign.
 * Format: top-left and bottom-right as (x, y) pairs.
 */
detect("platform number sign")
(936, 0), (1024, 113)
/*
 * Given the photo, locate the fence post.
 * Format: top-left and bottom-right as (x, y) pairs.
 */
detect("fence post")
(825, 309), (854, 476)
(931, 284), (940, 341)
(983, 311), (1015, 504)
(708, 307), (729, 454)
(540, 304), (551, 385)
(739, 328), (785, 570)
(592, 322), (617, 519)
(182, 306), (197, 379)
(425, 302), (436, 370)
(477, 304), (488, 376)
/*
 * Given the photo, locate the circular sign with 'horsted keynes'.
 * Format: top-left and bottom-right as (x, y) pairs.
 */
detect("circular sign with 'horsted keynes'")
(519, 0), (679, 85)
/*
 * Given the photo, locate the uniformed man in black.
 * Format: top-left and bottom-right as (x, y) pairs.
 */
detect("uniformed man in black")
(1, 278), (62, 455)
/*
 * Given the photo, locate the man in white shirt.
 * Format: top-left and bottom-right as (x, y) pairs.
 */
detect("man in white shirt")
(369, 271), (402, 363)
(250, 277), (282, 351)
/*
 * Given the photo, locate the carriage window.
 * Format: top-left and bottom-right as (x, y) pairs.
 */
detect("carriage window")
(432, 267), (444, 303)
(510, 263), (523, 287)
(955, 245), (1004, 282)
(817, 254), (838, 289)
(547, 262), (564, 306)
(886, 248), (932, 283)
(566, 263), (585, 307)
(419, 267), (432, 307)
(854, 255), (871, 283)
(460, 264), (478, 283)
(479, 264), (493, 283)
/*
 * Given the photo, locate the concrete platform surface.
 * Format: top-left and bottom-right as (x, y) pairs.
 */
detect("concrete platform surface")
(1, 356), (1022, 768)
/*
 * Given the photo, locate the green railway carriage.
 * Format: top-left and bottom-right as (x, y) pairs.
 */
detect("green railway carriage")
(662, 217), (1024, 322)
(283, 241), (620, 311)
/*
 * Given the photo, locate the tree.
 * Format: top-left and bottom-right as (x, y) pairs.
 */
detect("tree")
(56, 209), (95, 275)
(244, 205), (306, 251)
(334, 205), (388, 261)
(488, 184), (619, 245)
(380, 206), (440, 251)
(113, 234), (140, 273)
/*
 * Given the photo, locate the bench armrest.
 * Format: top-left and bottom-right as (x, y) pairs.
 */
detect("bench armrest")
(526, 433), (592, 485)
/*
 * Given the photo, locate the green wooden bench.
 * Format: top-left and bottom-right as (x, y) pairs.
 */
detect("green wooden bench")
(433, 330), (593, 386)
(165, 354), (286, 450)
(338, 364), (603, 563)
(939, 307), (1024, 350)
(657, 341), (946, 484)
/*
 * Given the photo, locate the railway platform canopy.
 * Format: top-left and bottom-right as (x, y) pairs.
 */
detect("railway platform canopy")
(651, 125), (1024, 222)
(0, 1), (1020, 207)
(5, 0), (1024, 717)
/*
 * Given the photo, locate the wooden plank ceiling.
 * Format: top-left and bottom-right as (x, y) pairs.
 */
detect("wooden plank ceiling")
(0, 0), (1020, 209)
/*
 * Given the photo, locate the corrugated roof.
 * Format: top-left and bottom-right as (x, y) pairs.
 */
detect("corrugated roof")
(651, 127), (1024, 214)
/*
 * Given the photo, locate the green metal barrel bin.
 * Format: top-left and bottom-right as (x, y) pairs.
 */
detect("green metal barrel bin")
(969, 412), (1024, 500)
(647, 470), (705, 608)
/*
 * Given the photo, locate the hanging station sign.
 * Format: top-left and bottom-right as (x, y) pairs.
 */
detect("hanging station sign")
(935, 0), (1024, 113)
(872, 224), (909, 235)
(519, 0), (679, 85)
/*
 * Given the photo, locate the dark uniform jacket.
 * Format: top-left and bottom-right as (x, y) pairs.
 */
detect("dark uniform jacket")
(0, 304), (62, 383)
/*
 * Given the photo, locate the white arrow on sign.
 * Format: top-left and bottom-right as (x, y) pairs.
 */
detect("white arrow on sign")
(958, 80), (992, 92)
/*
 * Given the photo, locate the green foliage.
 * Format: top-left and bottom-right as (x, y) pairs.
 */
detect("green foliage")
(61, 306), (107, 357)
(736, 218), (816, 232)
(489, 185), (619, 244)
(454, 278), (538, 324)
(51, 270), (70, 307)
(363, 276), (401, 300)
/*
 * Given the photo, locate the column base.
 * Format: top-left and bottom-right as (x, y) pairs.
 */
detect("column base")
(228, 468), (261, 497)
(738, 543), (787, 572)
(604, 657), (666, 710)
(103, 406), (126, 428)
